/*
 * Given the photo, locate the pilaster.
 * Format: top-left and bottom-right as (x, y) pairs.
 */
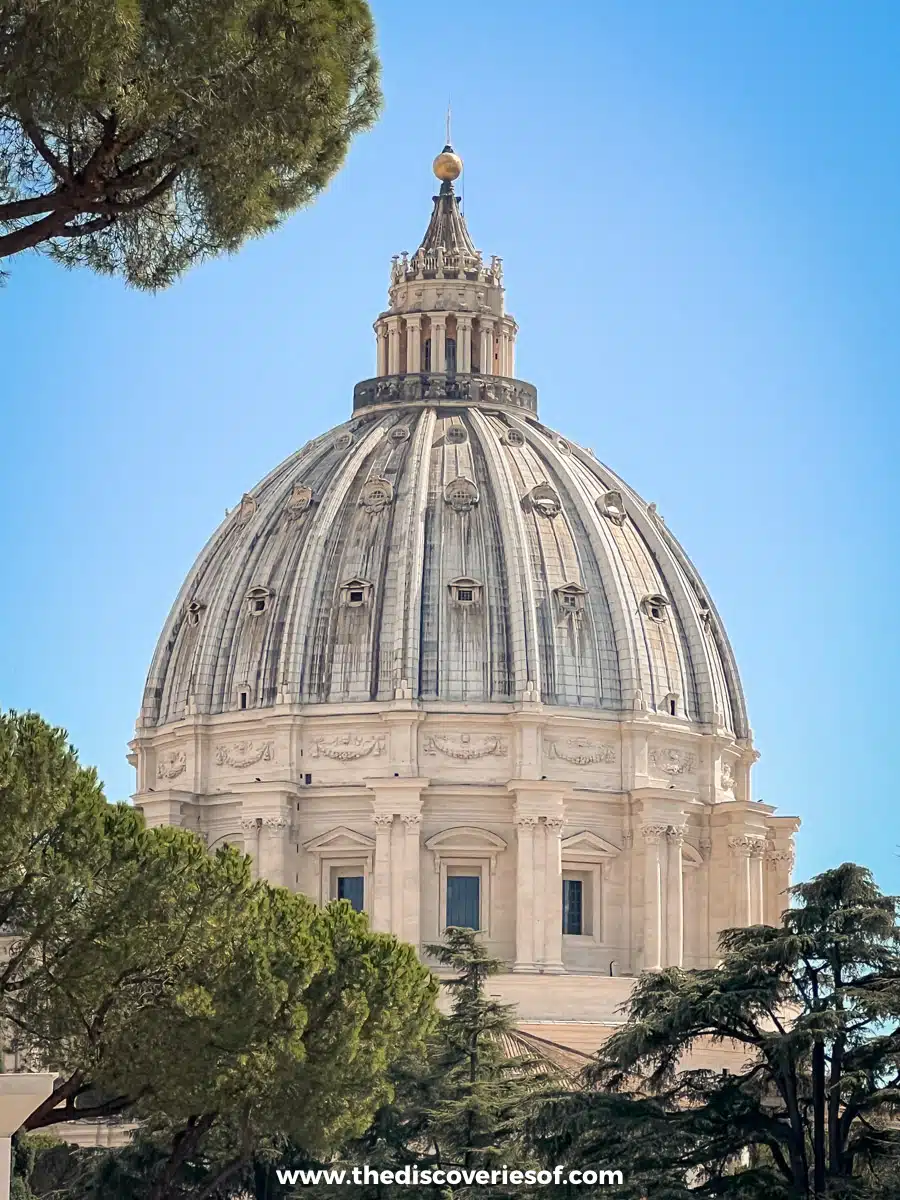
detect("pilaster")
(508, 779), (568, 973)
(365, 777), (428, 946)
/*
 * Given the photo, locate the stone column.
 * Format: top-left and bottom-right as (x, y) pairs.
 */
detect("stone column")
(750, 838), (766, 925)
(431, 317), (446, 374)
(240, 816), (262, 882)
(504, 323), (516, 376)
(665, 826), (685, 967)
(543, 816), (565, 972)
(366, 776), (428, 943)
(729, 836), (754, 926)
(259, 814), (290, 887)
(376, 324), (387, 376)
(402, 814), (422, 950)
(457, 315), (473, 373)
(764, 845), (795, 925)
(406, 315), (422, 373)
(641, 824), (667, 970)
(372, 812), (394, 933)
(479, 319), (495, 375)
(513, 814), (537, 971)
(386, 316), (402, 375)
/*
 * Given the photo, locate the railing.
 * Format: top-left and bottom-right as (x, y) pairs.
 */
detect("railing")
(353, 372), (538, 415)
(391, 250), (503, 286)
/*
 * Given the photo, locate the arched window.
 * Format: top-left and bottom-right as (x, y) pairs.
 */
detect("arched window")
(423, 337), (432, 371)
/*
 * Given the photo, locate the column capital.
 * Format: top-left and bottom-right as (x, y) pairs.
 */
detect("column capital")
(728, 833), (766, 858)
(640, 822), (670, 844)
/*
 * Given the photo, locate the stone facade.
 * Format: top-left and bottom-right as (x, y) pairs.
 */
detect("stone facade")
(131, 143), (799, 1029)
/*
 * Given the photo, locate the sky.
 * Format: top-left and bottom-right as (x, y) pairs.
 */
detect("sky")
(2, 1), (899, 892)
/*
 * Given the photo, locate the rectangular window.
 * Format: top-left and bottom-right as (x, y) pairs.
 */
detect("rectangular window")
(337, 875), (365, 913)
(446, 874), (480, 930)
(562, 878), (584, 935)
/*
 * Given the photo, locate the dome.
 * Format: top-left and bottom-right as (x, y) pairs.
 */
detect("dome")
(140, 397), (746, 735)
(132, 141), (796, 997)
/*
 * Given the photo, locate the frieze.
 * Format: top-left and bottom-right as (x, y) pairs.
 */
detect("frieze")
(648, 746), (697, 776)
(544, 737), (616, 767)
(423, 733), (508, 760)
(156, 749), (186, 780)
(352, 373), (538, 415)
(311, 734), (386, 761)
(215, 740), (275, 769)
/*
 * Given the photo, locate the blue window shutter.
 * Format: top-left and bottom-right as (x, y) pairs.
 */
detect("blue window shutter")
(337, 875), (365, 913)
(562, 878), (583, 935)
(446, 875), (480, 929)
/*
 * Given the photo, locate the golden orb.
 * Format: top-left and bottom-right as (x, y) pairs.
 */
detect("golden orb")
(433, 150), (463, 182)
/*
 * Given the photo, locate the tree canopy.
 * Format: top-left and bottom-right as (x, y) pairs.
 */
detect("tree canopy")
(0, 0), (380, 286)
(0, 710), (437, 1199)
(534, 863), (900, 1199)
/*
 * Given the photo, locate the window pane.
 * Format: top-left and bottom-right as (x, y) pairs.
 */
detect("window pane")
(562, 878), (583, 935)
(446, 875), (480, 930)
(337, 875), (365, 913)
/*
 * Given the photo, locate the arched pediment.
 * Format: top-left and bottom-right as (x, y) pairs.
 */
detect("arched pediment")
(561, 830), (621, 861)
(683, 841), (704, 868)
(425, 826), (508, 853)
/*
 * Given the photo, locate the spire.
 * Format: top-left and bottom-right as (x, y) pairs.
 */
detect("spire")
(418, 143), (477, 261)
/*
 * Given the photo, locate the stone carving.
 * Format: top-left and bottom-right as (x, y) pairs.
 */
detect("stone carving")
(373, 812), (394, 827)
(360, 476), (394, 514)
(156, 749), (186, 779)
(766, 845), (796, 870)
(352, 374), (538, 416)
(312, 734), (386, 761)
(186, 599), (205, 627)
(515, 814), (540, 829)
(526, 483), (561, 518)
(240, 816), (261, 834)
(649, 746), (696, 776)
(236, 492), (257, 524)
(699, 836), (713, 859)
(503, 428), (525, 447)
(667, 825), (687, 845)
(622, 830), (634, 848)
(720, 761), (736, 793)
(286, 482), (313, 515)
(215, 740), (274, 769)
(444, 478), (479, 513)
(640, 823), (670, 843)
(597, 490), (626, 526)
(263, 815), (290, 830)
(728, 834), (766, 856)
(335, 431), (354, 449)
(544, 737), (615, 766)
(402, 813), (422, 828)
(544, 816), (565, 832)
(389, 425), (410, 442)
(423, 733), (508, 760)
(446, 425), (468, 444)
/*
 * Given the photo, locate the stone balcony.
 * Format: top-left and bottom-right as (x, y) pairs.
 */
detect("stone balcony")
(353, 372), (538, 416)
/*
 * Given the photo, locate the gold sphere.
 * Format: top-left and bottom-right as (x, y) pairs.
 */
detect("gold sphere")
(433, 150), (463, 181)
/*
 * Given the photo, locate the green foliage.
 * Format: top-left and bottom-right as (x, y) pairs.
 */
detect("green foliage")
(0, 710), (437, 1199)
(533, 864), (900, 1199)
(299, 927), (553, 1200)
(0, 0), (381, 286)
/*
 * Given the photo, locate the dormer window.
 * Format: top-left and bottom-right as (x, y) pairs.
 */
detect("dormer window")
(247, 586), (273, 616)
(444, 478), (479, 513)
(449, 577), (483, 606)
(341, 578), (373, 608)
(642, 593), (669, 623)
(662, 693), (680, 717)
(555, 583), (588, 615)
(598, 490), (627, 526)
(187, 600), (205, 627)
(446, 425), (468, 444)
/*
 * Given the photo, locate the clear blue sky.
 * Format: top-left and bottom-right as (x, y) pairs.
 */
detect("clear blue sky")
(2, 2), (898, 891)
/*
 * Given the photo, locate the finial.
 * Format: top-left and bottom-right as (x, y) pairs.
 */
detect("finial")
(433, 139), (462, 183)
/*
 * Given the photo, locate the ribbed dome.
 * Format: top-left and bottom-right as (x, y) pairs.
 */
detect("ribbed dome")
(140, 401), (747, 737)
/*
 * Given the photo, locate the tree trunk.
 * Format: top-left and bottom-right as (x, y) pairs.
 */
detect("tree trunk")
(812, 1039), (826, 1196)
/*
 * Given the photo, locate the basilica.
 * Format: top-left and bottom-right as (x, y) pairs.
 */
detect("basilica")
(131, 144), (798, 1052)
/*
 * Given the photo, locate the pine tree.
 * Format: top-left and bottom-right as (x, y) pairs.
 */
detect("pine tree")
(534, 864), (900, 1199)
